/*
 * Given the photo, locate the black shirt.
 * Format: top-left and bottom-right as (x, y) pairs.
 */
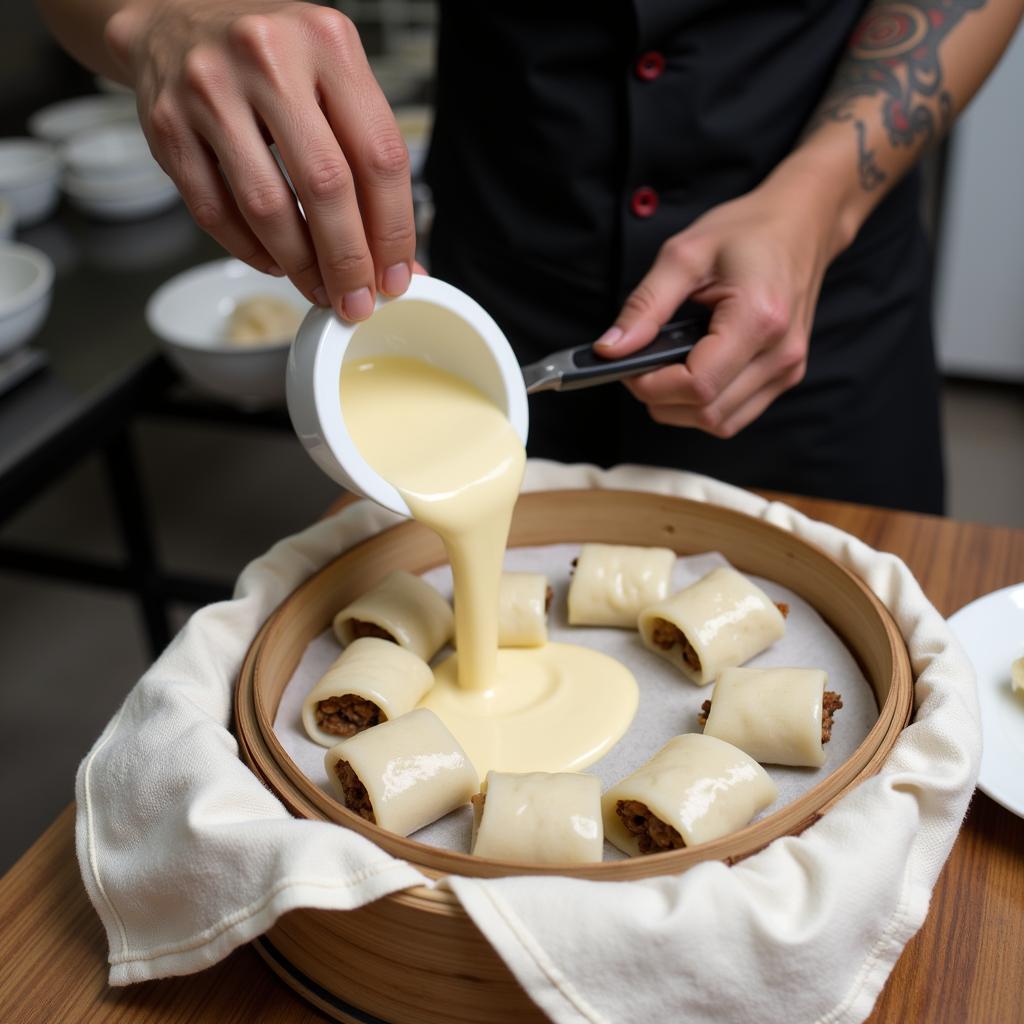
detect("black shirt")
(425, 1), (944, 513)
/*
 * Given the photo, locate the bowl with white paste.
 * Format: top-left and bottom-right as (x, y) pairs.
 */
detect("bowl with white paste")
(147, 258), (311, 407)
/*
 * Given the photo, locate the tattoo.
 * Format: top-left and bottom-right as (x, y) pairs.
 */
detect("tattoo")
(821, 108), (888, 190)
(810, 0), (988, 190)
(854, 118), (888, 190)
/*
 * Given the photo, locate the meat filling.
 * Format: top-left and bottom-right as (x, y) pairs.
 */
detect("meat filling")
(697, 690), (844, 745)
(470, 791), (488, 840)
(821, 690), (843, 743)
(334, 759), (375, 823)
(697, 699), (711, 728)
(348, 618), (396, 643)
(650, 618), (701, 672)
(616, 799), (685, 855)
(545, 585), (554, 613)
(654, 603), (786, 672)
(316, 693), (384, 737)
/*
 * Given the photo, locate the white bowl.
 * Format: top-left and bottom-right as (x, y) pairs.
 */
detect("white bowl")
(64, 165), (174, 199)
(28, 94), (137, 145)
(17, 219), (80, 276)
(0, 243), (55, 356)
(0, 198), (14, 241)
(287, 275), (529, 515)
(147, 258), (312, 406)
(63, 176), (180, 221)
(0, 139), (61, 227)
(63, 123), (163, 183)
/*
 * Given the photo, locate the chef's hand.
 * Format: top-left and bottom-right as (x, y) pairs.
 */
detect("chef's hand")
(105, 0), (414, 321)
(593, 161), (854, 438)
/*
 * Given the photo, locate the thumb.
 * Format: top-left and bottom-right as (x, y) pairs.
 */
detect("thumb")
(593, 236), (710, 359)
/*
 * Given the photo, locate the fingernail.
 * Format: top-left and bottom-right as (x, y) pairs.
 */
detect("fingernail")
(594, 327), (623, 351)
(381, 262), (411, 296)
(267, 263), (285, 278)
(313, 286), (329, 307)
(343, 287), (374, 322)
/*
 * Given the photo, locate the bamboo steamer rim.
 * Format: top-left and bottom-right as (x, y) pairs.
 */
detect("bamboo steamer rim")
(235, 488), (912, 885)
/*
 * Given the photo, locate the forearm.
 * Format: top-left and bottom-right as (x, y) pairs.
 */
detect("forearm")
(35, 0), (284, 84)
(774, 0), (1024, 257)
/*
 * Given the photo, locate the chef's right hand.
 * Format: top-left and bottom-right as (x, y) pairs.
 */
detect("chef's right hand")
(105, 0), (414, 321)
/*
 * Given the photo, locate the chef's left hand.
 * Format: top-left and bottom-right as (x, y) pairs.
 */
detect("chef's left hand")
(593, 166), (852, 438)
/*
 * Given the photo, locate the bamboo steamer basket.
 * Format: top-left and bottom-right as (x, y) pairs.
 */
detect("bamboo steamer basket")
(234, 489), (913, 1023)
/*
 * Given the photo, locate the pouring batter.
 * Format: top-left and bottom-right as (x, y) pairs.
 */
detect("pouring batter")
(340, 355), (637, 778)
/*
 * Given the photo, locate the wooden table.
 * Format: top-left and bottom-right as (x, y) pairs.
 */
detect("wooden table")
(1, 494), (1022, 1024)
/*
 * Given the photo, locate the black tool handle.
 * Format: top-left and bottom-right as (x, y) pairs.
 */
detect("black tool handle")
(558, 313), (710, 392)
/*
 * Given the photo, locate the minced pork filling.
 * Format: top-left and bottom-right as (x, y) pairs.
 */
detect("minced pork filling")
(698, 690), (843, 743)
(334, 759), (375, 822)
(316, 693), (384, 737)
(616, 799), (685, 854)
(349, 618), (396, 642)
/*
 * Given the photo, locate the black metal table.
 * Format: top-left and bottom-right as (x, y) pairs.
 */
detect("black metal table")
(0, 201), (291, 655)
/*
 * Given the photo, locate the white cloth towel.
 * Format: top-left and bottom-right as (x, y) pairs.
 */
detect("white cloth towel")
(76, 461), (979, 1024)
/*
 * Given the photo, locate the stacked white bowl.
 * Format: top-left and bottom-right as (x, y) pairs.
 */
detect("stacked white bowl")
(28, 93), (137, 145)
(61, 123), (180, 221)
(21, 93), (181, 223)
(0, 198), (16, 241)
(0, 140), (61, 228)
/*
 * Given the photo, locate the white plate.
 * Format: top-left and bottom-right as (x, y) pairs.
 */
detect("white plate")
(947, 582), (1024, 817)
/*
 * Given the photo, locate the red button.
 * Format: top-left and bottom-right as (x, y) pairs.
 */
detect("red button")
(630, 186), (659, 218)
(635, 51), (666, 81)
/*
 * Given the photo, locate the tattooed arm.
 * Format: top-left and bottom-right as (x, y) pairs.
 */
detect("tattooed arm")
(803, 0), (1024, 235)
(595, 0), (1022, 439)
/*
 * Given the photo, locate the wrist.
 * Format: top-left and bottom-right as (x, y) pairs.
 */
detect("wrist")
(103, 0), (159, 84)
(763, 127), (880, 261)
